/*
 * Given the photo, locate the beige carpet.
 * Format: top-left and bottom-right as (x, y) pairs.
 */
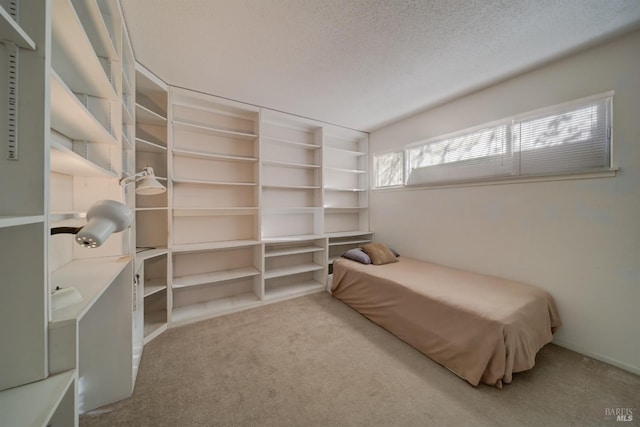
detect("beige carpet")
(81, 292), (639, 426)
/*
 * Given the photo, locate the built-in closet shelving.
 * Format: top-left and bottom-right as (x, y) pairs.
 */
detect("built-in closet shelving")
(1, 1), (372, 418)
(169, 88), (262, 325)
(263, 239), (327, 300)
(133, 63), (169, 346)
(50, 0), (119, 179)
(162, 92), (370, 326)
(322, 127), (369, 236)
(135, 248), (168, 344)
(0, 0), (48, 403)
(48, 0), (136, 416)
(1, 0), (137, 423)
(321, 126), (370, 282)
(259, 110), (328, 298)
(171, 242), (263, 326)
(260, 110), (324, 241)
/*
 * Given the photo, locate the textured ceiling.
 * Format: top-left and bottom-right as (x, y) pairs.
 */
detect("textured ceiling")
(121, 0), (640, 132)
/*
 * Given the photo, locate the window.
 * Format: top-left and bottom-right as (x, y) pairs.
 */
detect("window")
(407, 121), (511, 185)
(513, 97), (611, 176)
(374, 92), (613, 188)
(374, 151), (404, 187)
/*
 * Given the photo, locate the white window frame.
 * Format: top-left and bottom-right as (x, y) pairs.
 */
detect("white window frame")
(372, 91), (615, 190)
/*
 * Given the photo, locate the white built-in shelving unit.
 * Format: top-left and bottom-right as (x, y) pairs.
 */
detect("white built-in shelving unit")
(321, 126), (371, 283)
(135, 248), (168, 345)
(322, 127), (369, 236)
(1, 0), (141, 423)
(263, 239), (327, 300)
(133, 63), (169, 348)
(48, 0), (136, 416)
(0, 2), (73, 426)
(261, 110), (324, 241)
(169, 88), (262, 324)
(48, 256), (133, 413)
(171, 242), (263, 326)
(161, 89), (369, 327)
(1, 3), (371, 421)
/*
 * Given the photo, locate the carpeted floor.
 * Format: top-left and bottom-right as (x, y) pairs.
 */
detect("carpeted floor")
(81, 292), (639, 426)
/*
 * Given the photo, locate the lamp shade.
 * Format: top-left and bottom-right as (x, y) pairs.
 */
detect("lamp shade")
(136, 174), (166, 195)
(75, 200), (133, 248)
(120, 166), (166, 195)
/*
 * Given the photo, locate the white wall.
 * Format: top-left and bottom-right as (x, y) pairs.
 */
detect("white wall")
(369, 30), (640, 374)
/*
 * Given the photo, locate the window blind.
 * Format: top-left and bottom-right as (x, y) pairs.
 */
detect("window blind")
(382, 92), (613, 188)
(407, 122), (511, 185)
(513, 96), (611, 176)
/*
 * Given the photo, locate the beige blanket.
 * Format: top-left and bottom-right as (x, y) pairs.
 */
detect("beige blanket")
(331, 257), (561, 387)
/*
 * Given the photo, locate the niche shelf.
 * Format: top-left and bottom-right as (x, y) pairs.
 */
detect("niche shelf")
(263, 238), (326, 301)
(327, 231), (374, 265)
(134, 250), (168, 345)
(171, 243), (262, 326)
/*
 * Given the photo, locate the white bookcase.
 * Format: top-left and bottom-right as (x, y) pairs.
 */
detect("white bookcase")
(160, 89), (370, 326)
(260, 110), (324, 240)
(2, 1), (369, 422)
(0, 0), (48, 400)
(263, 239), (327, 300)
(168, 88), (262, 324)
(134, 63), (169, 347)
(2, 0), (138, 423)
(322, 126), (369, 236)
(48, 0), (136, 415)
(134, 64), (168, 250)
(135, 249), (168, 345)
(2, 2), (371, 417)
(171, 243), (263, 326)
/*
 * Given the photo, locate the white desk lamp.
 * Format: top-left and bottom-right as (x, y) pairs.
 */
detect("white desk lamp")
(120, 166), (166, 195)
(50, 199), (133, 248)
(49, 200), (132, 309)
(75, 200), (133, 248)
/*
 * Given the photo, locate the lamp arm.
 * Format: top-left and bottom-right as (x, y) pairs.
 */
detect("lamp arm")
(119, 167), (152, 186)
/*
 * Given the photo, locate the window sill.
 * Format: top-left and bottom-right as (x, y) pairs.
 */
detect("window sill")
(373, 168), (618, 192)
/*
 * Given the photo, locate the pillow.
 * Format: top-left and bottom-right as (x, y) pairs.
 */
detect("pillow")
(361, 242), (399, 265)
(341, 248), (372, 264)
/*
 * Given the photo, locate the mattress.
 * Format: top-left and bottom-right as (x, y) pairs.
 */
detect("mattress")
(331, 257), (561, 387)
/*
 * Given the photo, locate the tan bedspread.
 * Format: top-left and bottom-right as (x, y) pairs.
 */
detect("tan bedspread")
(331, 257), (561, 387)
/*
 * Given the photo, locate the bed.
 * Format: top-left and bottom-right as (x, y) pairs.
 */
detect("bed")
(330, 255), (561, 388)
